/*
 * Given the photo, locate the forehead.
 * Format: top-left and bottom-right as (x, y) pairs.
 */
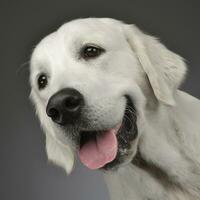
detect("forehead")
(37, 18), (124, 49)
(58, 18), (124, 47)
(59, 18), (121, 36)
(31, 18), (125, 69)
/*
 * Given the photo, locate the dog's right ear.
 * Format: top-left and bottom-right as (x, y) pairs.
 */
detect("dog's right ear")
(122, 24), (187, 106)
(30, 91), (75, 174)
(45, 131), (75, 174)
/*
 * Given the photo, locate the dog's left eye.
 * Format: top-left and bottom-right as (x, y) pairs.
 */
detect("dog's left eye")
(81, 45), (105, 60)
(37, 74), (48, 90)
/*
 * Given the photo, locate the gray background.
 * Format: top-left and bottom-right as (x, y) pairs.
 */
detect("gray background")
(1, 0), (199, 200)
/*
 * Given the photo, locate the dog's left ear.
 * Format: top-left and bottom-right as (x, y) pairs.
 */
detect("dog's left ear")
(122, 24), (187, 105)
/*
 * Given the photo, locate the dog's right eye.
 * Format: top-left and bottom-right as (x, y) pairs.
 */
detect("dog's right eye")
(37, 74), (48, 90)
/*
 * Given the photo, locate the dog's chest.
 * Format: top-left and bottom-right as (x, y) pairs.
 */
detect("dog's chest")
(103, 165), (193, 200)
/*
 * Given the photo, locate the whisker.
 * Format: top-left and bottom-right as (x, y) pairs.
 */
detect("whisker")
(16, 61), (30, 76)
(118, 133), (129, 143)
(124, 115), (134, 130)
(125, 105), (136, 115)
(124, 113), (133, 124)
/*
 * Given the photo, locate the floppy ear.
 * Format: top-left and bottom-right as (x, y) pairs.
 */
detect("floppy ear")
(123, 24), (187, 105)
(45, 131), (74, 174)
(30, 91), (75, 174)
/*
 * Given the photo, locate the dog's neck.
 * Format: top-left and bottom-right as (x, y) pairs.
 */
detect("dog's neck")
(103, 93), (200, 200)
(104, 149), (197, 200)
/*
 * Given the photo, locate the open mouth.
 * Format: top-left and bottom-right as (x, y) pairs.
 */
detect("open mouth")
(78, 97), (137, 170)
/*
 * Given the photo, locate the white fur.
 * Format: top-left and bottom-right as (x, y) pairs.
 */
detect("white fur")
(30, 18), (200, 199)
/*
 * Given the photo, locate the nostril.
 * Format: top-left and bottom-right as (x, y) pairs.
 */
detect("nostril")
(48, 108), (60, 121)
(46, 88), (84, 125)
(64, 96), (82, 111)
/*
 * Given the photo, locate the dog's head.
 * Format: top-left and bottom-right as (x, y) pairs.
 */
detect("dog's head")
(30, 18), (186, 173)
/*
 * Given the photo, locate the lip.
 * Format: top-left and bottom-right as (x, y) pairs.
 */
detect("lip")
(102, 96), (138, 170)
(78, 96), (137, 170)
(78, 96), (136, 146)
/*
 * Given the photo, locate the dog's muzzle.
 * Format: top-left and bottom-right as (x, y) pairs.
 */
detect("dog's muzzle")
(46, 88), (84, 125)
(46, 89), (138, 170)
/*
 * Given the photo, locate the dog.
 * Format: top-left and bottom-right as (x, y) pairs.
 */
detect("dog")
(30, 18), (200, 200)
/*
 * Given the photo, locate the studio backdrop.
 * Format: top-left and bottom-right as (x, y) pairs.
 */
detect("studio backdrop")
(0, 0), (199, 200)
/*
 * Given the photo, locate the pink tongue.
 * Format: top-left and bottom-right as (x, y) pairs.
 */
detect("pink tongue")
(79, 129), (118, 169)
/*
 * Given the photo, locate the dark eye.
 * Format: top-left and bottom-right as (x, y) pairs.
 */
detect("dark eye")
(37, 74), (48, 90)
(81, 45), (105, 59)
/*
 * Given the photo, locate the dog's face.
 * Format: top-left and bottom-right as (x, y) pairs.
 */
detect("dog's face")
(30, 18), (186, 173)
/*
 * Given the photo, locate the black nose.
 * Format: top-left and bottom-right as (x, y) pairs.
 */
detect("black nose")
(46, 88), (84, 125)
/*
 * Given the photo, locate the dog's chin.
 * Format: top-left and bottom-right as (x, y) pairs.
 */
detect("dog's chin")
(77, 97), (138, 171)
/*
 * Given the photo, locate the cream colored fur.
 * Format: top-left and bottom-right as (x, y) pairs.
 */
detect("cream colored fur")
(30, 18), (200, 200)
